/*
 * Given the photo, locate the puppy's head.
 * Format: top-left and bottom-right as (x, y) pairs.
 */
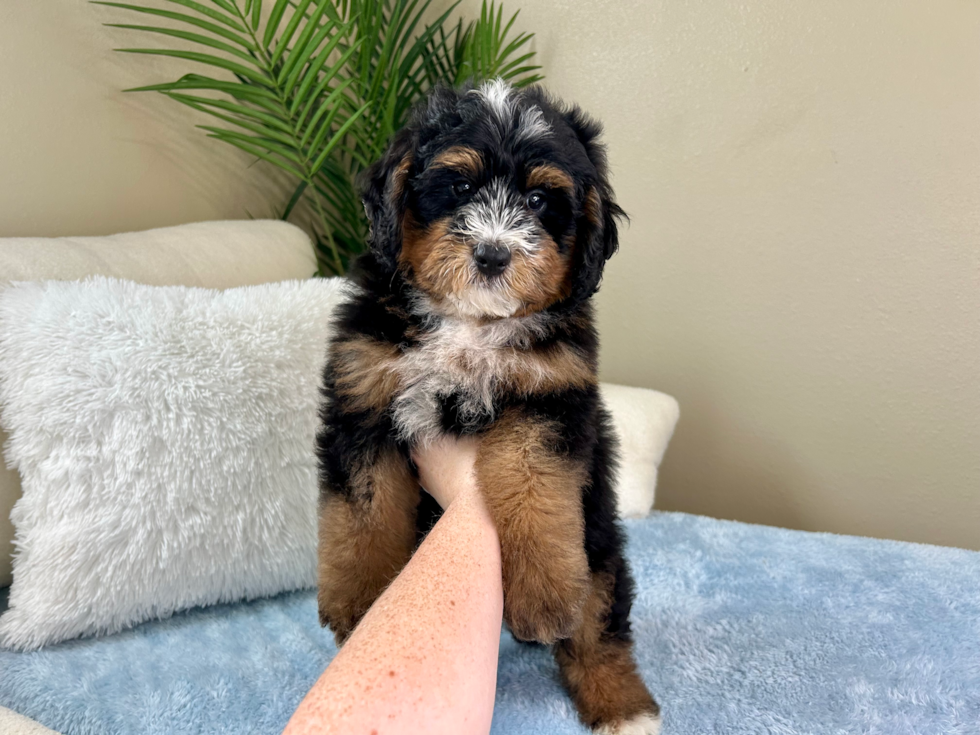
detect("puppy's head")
(361, 79), (624, 319)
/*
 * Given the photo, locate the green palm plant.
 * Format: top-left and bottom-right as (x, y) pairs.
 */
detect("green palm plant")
(95, 0), (542, 275)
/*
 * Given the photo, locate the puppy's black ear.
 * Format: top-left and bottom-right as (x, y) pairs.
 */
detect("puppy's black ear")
(360, 127), (415, 270)
(563, 106), (627, 305)
(360, 86), (464, 271)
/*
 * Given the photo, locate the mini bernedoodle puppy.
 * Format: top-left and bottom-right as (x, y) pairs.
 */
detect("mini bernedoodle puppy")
(315, 79), (661, 734)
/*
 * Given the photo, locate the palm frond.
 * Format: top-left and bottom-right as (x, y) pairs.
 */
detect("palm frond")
(98, 0), (543, 275)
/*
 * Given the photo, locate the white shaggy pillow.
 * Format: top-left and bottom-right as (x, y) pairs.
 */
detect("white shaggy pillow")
(0, 277), (347, 650)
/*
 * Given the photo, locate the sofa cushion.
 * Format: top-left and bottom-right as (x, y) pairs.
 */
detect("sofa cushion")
(601, 383), (678, 518)
(0, 220), (316, 290)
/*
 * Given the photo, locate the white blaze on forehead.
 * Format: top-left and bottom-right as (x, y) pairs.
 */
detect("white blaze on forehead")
(458, 178), (539, 254)
(474, 78), (516, 122)
(472, 78), (552, 142)
(515, 105), (552, 142)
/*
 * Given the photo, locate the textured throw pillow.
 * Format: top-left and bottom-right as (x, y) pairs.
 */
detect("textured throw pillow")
(0, 277), (348, 650)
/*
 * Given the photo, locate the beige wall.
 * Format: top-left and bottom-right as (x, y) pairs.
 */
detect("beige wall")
(448, 0), (980, 549)
(0, 1), (292, 237)
(1, 1), (978, 549)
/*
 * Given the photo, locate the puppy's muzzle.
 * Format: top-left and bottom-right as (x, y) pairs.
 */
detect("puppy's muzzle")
(474, 243), (511, 277)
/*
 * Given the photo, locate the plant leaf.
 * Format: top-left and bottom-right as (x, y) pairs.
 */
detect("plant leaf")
(281, 180), (308, 220)
(126, 74), (282, 109)
(297, 50), (359, 140)
(263, 0), (293, 47)
(200, 126), (306, 167)
(93, 2), (254, 48)
(270, 0), (314, 67)
(278, 0), (333, 86)
(105, 24), (257, 62)
(309, 101), (370, 172)
(151, 0), (247, 31)
(100, 0), (544, 274)
(202, 130), (307, 179)
(165, 92), (295, 136)
(116, 48), (273, 85)
(288, 31), (344, 115)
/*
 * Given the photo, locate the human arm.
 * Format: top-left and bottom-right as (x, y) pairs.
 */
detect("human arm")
(283, 436), (502, 735)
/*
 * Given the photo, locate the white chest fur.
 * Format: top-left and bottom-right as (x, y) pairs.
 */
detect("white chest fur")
(391, 314), (550, 443)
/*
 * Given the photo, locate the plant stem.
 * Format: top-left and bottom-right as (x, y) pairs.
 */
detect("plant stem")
(311, 188), (344, 275)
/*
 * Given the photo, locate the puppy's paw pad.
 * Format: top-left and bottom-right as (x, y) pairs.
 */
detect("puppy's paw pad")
(594, 711), (662, 735)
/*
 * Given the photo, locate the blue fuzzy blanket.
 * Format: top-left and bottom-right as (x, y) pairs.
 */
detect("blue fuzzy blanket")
(2, 512), (979, 734)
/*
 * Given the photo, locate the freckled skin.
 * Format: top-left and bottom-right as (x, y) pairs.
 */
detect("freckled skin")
(284, 478), (503, 735)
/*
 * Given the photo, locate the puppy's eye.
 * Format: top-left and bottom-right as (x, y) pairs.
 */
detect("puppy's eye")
(526, 191), (546, 211)
(452, 181), (472, 197)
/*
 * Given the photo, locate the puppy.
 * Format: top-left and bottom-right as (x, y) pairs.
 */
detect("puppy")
(315, 79), (660, 734)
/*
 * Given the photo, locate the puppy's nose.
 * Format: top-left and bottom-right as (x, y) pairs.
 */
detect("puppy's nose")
(474, 244), (511, 276)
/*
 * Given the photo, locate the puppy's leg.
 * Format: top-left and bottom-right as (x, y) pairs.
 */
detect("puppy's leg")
(555, 571), (661, 734)
(475, 409), (590, 644)
(557, 398), (661, 733)
(317, 447), (419, 645)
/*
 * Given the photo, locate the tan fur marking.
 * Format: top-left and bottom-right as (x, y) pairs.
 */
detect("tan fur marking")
(527, 164), (574, 193)
(430, 145), (483, 175)
(391, 154), (413, 201)
(584, 187), (603, 227)
(332, 337), (403, 411)
(317, 449), (419, 644)
(510, 233), (574, 315)
(435, 333), (593, 395)
(399, 205), (573, 317)
(499, 342), (595, 396)
(401, 213), (473, 305)
(555, 573), (659, 729)
(475, 410), (590, 643)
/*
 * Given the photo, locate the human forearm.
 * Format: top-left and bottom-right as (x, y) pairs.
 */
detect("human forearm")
(283, 484), (503, 735)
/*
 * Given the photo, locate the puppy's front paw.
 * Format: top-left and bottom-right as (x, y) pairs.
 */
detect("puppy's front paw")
(504, 574), (588, 643)
(317, 592), (364, 647)
(594, 711), (662, 735)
